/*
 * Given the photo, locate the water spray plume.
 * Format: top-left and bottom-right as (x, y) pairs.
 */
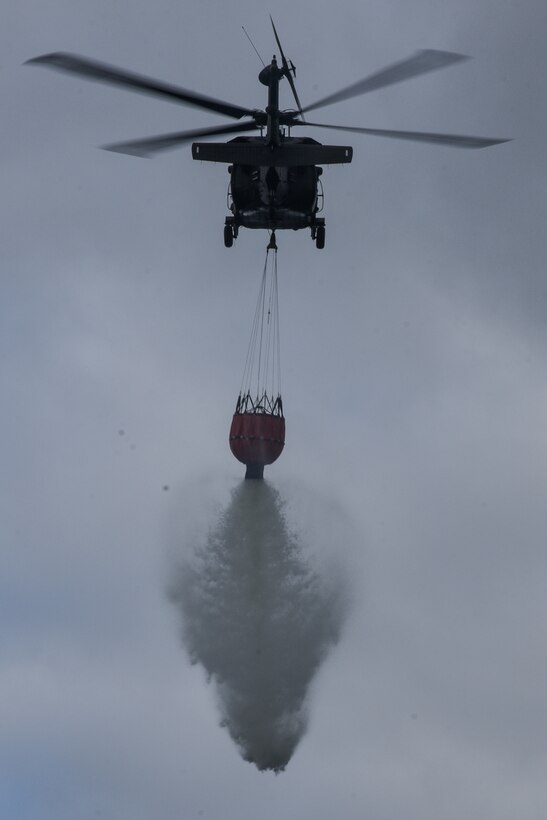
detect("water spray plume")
(168, 480), (349, 772)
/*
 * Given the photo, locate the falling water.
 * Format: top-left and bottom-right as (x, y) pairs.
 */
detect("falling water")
(168, 479), (350, 772)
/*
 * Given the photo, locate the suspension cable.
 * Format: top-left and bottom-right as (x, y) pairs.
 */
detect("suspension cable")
(238, 240), (282, 410)
(240, 251), (268, 396)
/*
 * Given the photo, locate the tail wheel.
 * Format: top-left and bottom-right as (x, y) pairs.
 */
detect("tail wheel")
(224, 224), (234, 248)
(315, 224), (325, 249)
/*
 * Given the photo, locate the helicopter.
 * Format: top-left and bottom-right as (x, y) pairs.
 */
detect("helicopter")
(26, 18), (509, 249)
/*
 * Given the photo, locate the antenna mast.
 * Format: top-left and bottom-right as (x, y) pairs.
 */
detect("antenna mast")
(242, 26), (265, 67)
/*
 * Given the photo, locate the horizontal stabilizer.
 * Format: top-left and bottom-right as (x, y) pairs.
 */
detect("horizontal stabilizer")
(192, 142), (352, 166)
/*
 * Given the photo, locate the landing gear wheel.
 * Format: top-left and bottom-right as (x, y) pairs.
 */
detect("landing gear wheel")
(315, 224), (325, 249)
(224, 224), (233, 248)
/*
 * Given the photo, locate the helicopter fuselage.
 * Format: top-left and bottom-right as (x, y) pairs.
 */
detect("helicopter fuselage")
(192, 133), (351, 244)
(228, 142), (321, 230)
(191, 57), (352, 246)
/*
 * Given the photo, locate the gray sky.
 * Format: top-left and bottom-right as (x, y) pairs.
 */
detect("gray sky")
(2, 0), (547, 817)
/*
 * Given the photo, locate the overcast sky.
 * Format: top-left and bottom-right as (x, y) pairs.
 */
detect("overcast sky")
(2, 1), (547, 818)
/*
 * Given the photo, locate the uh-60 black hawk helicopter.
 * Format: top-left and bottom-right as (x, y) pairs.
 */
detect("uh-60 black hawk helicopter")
(27, 18), (509, 249)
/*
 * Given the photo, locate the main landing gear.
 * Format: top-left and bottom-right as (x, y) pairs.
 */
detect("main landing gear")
(224, 217), (238, 247)
(311, 219), (325, 250)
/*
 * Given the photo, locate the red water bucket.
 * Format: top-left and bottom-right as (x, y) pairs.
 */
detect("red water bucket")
(229, 412), (285, 467)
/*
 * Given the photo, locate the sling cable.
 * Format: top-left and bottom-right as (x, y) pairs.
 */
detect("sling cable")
(229, 233), (285, 479)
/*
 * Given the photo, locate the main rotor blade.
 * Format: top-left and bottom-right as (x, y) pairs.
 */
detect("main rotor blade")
(101, 120), (258, 157)
(297, 120), (511, 148)
(269, 16), (305, 118)
(302, 49), (469, 114)
(26, 52), (254, 120)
